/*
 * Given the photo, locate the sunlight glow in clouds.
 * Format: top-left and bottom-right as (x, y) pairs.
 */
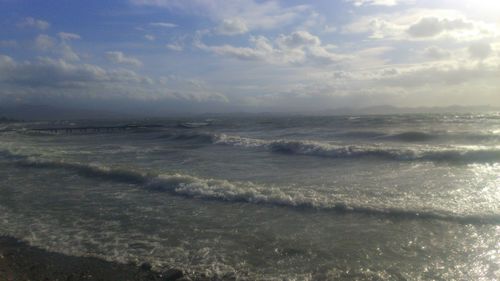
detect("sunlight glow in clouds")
(0, 0), (499, 114)
(461, 0), (500, 15)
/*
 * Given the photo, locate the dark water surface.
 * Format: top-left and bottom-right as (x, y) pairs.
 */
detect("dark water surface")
(0, 114), (499, 280)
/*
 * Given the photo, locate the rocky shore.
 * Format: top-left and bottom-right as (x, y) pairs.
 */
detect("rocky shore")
(0, 236), (209, 281)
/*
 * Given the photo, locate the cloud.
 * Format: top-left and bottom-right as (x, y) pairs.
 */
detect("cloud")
(35, 34), (55, 50)
(216, 18), (248, 35)
(17, 17), (50, 30)
(58, 32), (81, 41)
(60, 44), (80, 61)
(0, 55), (227, 105)
(468, 42), (492, 60)
(339, 59), (500, 90)
(202, 43), (266, 61)
(0, 55), (15, 67)
(347, 0), (411, 6)
(423, 46), (450, 60)
(132, 0), (311, 32)
(250, 59), (500, 109)
(342, 16), (403, 39)
(362, 62), (500, 106)
(194, 32), (271, 61)
(0, 55), (151, 103)
(343, 9), (495, 41)
(323, 25), (338, 33)
(166, 43), (183, 51)
(5, 1), (500, 112)
(276, 31), (321, 48)
(159, 75), (228, 103)
(407, 17), (473, 38)
(34, 34), (80, 61)
(106, 51), (142, 67)
(0, 56), (107, 88)
(149, 22), (177, 28)
(197, 31), (347, 65)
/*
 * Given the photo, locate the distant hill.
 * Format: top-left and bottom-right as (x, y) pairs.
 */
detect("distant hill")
(319, 105), (500, 116)
(199, 105), (500, 118)
(1, 103), (498, 121)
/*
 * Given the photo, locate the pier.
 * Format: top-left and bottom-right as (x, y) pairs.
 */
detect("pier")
(28, 124), (164, 134)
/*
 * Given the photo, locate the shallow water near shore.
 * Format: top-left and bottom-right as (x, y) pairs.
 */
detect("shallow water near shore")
(0, 114), (499, 280)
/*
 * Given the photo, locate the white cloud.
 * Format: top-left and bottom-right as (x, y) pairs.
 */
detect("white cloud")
(343, 9), (497, 41)
(276, 31), (321, 48)
(6, 1), (500, 111)
(245, 58), (500, 109)
(364, 62), (500, 103)
(217, 18), (249, 35)
(58, 32), (81, 41)
(35, 34), (55, 50)
(159, 75), (228, 102)
(423, 46), (450, 60)
(468, 42), (492, 60)
(166, 43), (183, 51)
(323, 25), (338, 33)
(60, 44), (80, 61)
(0, 56), (108, 87)
(364, 60), (498, 90)
(342, 15), (406, 38)
(106, 51), (143, 67)
(149, 22), (178, 28)
(197, 31), (347, 65)
(202, 44), (266, 61)
(36, 33), (82, 61)
(347, 0), (410, 6)
(407, 17), (473, 38)
(132, 0), (311, 32)
(18, 17), (50, 30)
(0, 55), (149, 102)
(34, 34), (81, 61)
(0, 55), (15, 67)
(0, 55), (227, 105)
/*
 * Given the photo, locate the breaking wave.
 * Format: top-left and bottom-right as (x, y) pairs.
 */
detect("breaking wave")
(3, 150), (499, 225)
(159, 132), (500, 163)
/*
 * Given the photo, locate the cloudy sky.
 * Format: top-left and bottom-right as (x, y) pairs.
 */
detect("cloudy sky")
(1, 0), (499, 114)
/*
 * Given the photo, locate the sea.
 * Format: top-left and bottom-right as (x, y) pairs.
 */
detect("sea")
(0, 113), (499, 280)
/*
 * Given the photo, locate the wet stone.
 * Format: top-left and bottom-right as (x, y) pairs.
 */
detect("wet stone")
(161, 268), (184, 280)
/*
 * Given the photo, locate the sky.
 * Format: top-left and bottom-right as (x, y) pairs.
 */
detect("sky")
(0, 0), (499, 114)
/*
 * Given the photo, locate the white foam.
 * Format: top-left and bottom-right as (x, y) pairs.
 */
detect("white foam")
(2, 148), (499, 224)
(213, 134), (500, 163)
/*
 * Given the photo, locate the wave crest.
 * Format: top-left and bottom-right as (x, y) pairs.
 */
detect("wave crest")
(211, 134), (500, 163)
(3, 152), (498, 225)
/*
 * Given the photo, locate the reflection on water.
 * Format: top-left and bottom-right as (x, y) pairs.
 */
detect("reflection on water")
(0, 114), (499, 279)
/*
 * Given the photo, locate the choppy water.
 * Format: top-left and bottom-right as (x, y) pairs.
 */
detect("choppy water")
(0, 114), (499, 280)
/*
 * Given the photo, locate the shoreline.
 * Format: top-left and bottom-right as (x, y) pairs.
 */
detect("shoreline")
(0, 236), (194, 281)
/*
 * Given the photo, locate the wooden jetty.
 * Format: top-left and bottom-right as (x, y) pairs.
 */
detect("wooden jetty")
(28, 124), (164, 134)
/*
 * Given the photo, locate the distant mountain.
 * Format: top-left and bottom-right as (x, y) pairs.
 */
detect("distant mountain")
(0, 104), (131, 121)
(1, 103), (498, 121)
(319, 105), (500, 116)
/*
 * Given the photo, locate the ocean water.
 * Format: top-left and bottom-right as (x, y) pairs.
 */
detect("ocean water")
(0, 113), (499, 280)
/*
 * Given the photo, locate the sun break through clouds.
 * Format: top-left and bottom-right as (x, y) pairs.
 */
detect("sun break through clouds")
(0, 0), (500, 114)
